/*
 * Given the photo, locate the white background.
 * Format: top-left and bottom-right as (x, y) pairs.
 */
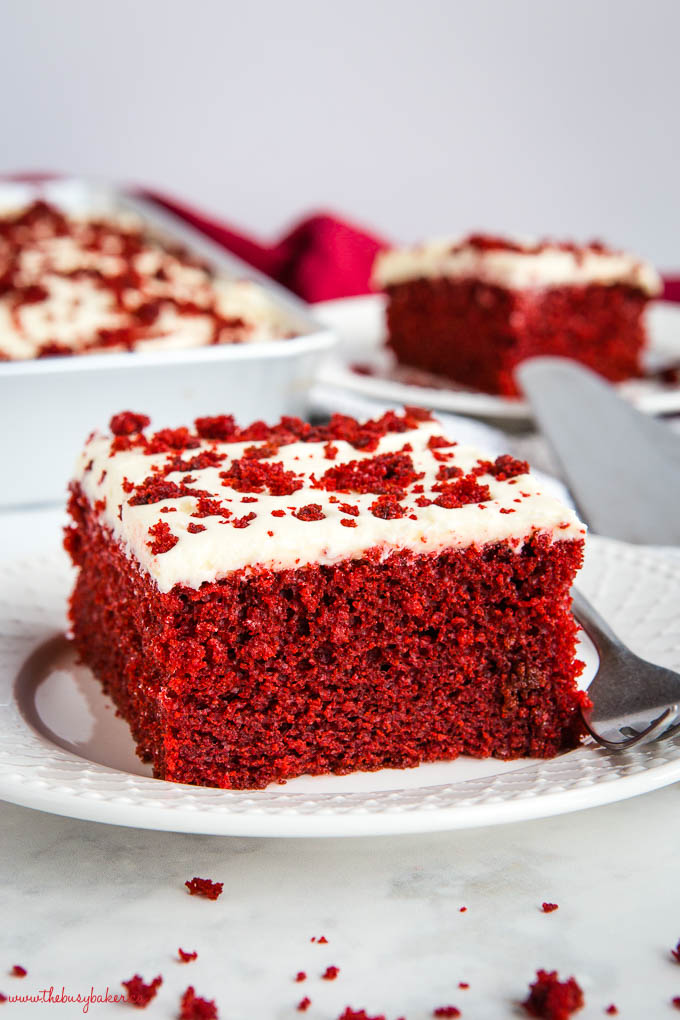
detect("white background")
(2, 0), (679, 267)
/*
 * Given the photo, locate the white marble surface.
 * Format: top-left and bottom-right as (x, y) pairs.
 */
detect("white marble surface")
(2, 508), (680, 1019)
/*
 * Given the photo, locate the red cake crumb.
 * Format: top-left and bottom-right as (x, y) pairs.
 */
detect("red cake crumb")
(522, 969), (584, 1019)
(672, 997), (680, 1010)
(185, 877), (223, 900)
(10, 966), (26, 978)
(232, 512), (256, 529)
(433, 1007), (461, 1017)
(110, 412), (151, 436)
(178, 949), (198, 963)
(316, 450), (423, 495)
(179, 986), (218, 1020)
(458, 983), (469, 989)
(337, 1010), (403, 1020)
(121, 974), (162, 1008)
(542, 903), (559, 913)
(187, 523), (206, 534)
(459, 907), (467, 913)
(671, 941), (680, 963)
(604, 1007), (618, 1016)
(313, 936), (328, 944)
(147, 520), (179, 554)
(294, 504), (326, 521)
(295, 972), (307, 982)
(297, 998), (311, 1012)
(0, 992), (6, 1002)
(322, 965), (340, 980)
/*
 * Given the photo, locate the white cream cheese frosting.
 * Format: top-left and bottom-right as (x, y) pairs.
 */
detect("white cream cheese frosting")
(73, 415), (586, 593)
(373, 236), (662, 295)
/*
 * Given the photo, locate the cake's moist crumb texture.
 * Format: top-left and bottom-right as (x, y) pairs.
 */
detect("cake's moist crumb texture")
(121, 974), (162, 1009)
(179, 986), (218, 1020)
(522, 970), (584, 1019)
(375, 233), (660, 396)
(66, 410), (587, 790)
(184, 878), (223, 900)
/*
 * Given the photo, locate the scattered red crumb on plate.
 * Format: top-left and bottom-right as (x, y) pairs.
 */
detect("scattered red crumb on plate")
(317, 936), (328, 944)
(459, 907), (467, 913)
(604, 1006), (618, 1015)
(323, 965), (340, 980)
(295, 972), (307, 982)
(433, 1007), (461, 1017)
(121, 974), (162, 1008)
(542, 903), (559, 913)
(10, 967), (26, 978)
(297, 998), (311, 1012)
(0, 993), (6, 1003)
(672, 996), (680, 1010)
(522, 970), (584, 1019)
(179, 986), (218, 1019)
(458, 982), (469, 989)
(185, 877), (223, 900)
(671, 941), (680, 963)
(178, 948), (198, 963)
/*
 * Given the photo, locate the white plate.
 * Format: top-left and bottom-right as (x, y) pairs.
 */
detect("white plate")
(315, 295), (680, 422)
(1, 532), (680, 837)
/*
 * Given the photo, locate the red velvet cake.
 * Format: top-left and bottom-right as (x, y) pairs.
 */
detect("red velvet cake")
(65, 408), (588, 790)
(373, 234), (661, 396)
(0, 200), (293, 360)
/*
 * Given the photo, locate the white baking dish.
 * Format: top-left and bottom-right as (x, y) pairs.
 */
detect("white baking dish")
(0, 179), (336, 507)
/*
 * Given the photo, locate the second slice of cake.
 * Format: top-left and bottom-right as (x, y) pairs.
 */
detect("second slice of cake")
(66, 408), (588, 790)
(373, 234), (661, 396)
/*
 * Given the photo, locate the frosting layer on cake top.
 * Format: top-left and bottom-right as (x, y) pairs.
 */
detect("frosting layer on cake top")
(73, 409), (586, 593)
(373, 234), (661, 294)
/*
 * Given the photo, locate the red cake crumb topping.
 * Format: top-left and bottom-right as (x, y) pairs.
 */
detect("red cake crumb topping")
(459, 907), (467, 913)
(337, 1010), (403, 1020)
(433, 1008), (461, 1018)
(604, 1006), (618, 1016)
(370, 495), (407, 519)
(341, 518), (358, 527)
(185, 877), (223, 900)
(671, 941), (680, 963)
(220, 458), (303, 496)
(187, 523), (206, 534)
(294, 504), (326, 521)
(458, 982), (469, 990)
(10, 967), (26, 978)
(311, 936), (329, 944)
(121, 974), (162, 1008)
(179, 986), (218, 1020)
(338, 502), (360, 516)
(542, 903), (559, 913)
(428, 434), (455, 449)
(316, 451), (424, 496)
(433, 476), (490, 509)
(322, 965), (340, 980)
(672, 997), (680, 1010)
(294, 972), (307, 982)
(178, 949), (198, 963)
(232, 512), (257, 529)
(147, 520), (179, 554)
(110, 412), (151, 436)
(195, 415), (238, 440)
(0, 992), (6, 1002)
(297, 998), (312, 1012)
(522, 970), (584, 1019)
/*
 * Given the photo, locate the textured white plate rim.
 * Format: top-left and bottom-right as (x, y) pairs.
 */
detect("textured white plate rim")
(314, 295), (680, 422)
(1, 535), (679, 837)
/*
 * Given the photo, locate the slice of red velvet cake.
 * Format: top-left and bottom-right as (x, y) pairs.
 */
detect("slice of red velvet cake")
(65, 408), (588, 790)
(373, 234), (661, 396)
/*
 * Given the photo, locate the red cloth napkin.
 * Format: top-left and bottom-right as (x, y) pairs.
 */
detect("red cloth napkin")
(143, 190), (388, 304)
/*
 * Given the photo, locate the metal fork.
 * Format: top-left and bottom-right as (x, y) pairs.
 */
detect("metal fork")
(572, 589), (680, 751)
